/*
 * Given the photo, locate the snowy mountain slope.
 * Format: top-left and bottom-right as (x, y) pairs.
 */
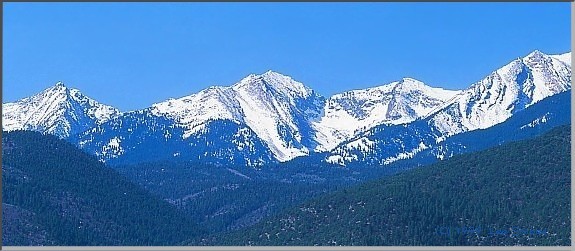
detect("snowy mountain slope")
(151, 85), (243, 138)
(2, 74), (458, 165)
(312, 78), (459, 151)
(428, 50), (570, 138)
(148, 71), (325, 162)
(551, 52), (571, 67)
(383, 91), (571, 169)
(142, 71), (454, 162)
(231, 71), (325, 161)
(327, 50), (571, 166)
(71, 71), (324, 165)
(2, 82), (120, 138)
(328, 90), (570, 168)
(70, 109), (274, 166)
(426, 90), (571, 162)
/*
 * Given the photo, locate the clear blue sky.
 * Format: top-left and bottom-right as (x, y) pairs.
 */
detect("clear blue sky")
(3, 2), (571, 111)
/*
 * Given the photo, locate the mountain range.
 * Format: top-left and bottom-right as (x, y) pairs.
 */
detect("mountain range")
(327, 50), (571, 166)
(2, 50), (571, 167)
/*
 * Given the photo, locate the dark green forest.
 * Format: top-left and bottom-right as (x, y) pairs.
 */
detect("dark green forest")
(2, 131), (204, 245)
(114, 159), (357, 233)
(2, 125), (571, 246)
(113, 150), (408, 234)
(205, 125), (571, 246)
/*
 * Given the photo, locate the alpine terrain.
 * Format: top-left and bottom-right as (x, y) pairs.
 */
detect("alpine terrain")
(2, 82), (120, 139)
(2, 50), (571, 168)
(326, 50), (571, 166)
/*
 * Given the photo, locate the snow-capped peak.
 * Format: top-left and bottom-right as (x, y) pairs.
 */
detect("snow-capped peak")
(311, 78), (460, 151)
(233, 70), (315, 99)
(428, 50), (571, 137)
(150, 71), (324, 162)
(150, 83), (242, 138)
(2, 82), (121, 138)
(326, 50), (571, 167)
(397, 77), (424, 86)
(231, 71), (324, 161)
(526, 49), (544, 58)
(394, 77), (460, 102)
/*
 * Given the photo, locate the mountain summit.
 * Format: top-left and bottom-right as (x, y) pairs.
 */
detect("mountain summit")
(428, 49), (571, 137)
(312, 77), (460, 150)
(151, 71), (324, 162)
(2, 82), (120, 138)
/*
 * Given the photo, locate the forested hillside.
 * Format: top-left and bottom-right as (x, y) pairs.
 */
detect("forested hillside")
(209, 125), (571, 246)
(113, 156), (366, 233)
(2, 131), (204, 245)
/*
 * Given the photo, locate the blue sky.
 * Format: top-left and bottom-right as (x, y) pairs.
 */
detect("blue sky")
(3, 2), (571, 111)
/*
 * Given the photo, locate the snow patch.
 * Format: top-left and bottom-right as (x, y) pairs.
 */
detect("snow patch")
(520, 113), (550, 129)
(100, 136), (125, 159)
(226, 168), (252, 180)
(382, 142), (428, 165)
